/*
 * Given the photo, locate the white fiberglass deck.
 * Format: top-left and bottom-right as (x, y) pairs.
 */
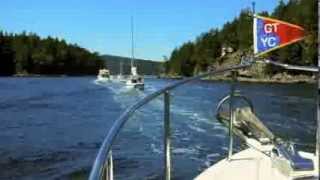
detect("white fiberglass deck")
(195, 148), (318, 180)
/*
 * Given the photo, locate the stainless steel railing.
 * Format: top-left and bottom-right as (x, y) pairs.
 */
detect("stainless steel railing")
(89, 63), (251, 180)
(215, 91), (255, 160)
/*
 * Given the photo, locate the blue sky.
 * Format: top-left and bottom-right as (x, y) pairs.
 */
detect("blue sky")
(1, 0), (281, 61)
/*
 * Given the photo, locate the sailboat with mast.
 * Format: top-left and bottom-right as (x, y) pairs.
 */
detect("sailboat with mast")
(112, 61), (125, 82)
(125, 16), (144, 90)
(117, 61), (124, 81)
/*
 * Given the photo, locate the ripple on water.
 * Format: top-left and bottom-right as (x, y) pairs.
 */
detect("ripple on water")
(0, 78), (316, 179)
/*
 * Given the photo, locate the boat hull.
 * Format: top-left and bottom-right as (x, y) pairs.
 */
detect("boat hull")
(96, 76), (110, 83)
(125, 82), (144, 90)
(195, 148), (318, 180)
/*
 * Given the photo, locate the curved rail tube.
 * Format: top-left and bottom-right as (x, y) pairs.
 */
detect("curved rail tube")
(89, 64), (251, 180)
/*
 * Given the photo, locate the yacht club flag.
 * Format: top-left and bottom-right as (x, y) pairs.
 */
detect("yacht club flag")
(253, 15), (305, 56)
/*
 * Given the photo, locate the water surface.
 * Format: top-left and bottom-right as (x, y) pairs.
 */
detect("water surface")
(0, 77), (317, 179)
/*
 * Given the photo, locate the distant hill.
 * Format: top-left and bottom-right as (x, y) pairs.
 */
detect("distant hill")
(101, 55), (162, 75)
(0, 31), (104, 76)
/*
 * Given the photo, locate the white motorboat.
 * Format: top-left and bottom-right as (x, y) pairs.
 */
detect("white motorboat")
(96, 68), (110, 83)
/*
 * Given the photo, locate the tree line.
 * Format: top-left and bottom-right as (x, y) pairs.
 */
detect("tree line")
(0, 31), (105, 76)
(166, 0), (317, 76)
(101, 55), (162, 75)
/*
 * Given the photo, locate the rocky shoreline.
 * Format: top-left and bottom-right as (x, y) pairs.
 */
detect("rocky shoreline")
(160, 73), (316, 84)
(7, 73), (317, 84)
(203, 76), (315, 84)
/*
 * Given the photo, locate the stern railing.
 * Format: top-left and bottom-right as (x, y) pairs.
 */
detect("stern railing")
(89, 64), (251, 180)
(89, 59), (319, 180)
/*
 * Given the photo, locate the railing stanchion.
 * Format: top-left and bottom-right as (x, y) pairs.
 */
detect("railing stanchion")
(108, 150), (114, 180)
(228, 71), (237, 160)
(164, 90), (171, 180)
(104, 160), (108, 180)
(104, 151), (114, 180)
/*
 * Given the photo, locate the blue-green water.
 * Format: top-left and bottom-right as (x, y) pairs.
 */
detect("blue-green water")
(0, 77), (317, 179)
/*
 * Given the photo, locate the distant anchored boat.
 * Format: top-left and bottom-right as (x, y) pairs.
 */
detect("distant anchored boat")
(96, 68), (110, 83)
(116, 61), (125, 82)
(125, 66), (144, 90)
(125, 16), (144, 90)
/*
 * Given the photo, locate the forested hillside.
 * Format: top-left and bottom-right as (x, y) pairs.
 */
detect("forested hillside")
(101, 55), (161, 75)
(0, 32), (105, 76)
(166, 0), (317, 77)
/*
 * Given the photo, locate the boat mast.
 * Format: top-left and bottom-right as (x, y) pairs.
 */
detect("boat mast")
(252, 1), (255, 15)
(120, 61), (123, 76)
(317, 0), (320, 171)
(252, 1), (257, 55)
(131, 15), (135, 70)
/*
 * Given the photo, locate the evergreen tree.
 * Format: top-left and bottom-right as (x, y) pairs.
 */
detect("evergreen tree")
(167, 0), (317, 76)
(0, 31), (105, 75)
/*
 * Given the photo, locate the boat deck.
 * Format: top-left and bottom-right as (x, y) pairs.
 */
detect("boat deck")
(195, 148), (317, 180)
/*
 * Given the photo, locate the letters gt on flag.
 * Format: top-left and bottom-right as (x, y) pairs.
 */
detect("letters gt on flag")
(253, 15), (305, 56)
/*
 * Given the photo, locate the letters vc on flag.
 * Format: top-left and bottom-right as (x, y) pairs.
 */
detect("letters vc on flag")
(253, 15), (305, 56)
